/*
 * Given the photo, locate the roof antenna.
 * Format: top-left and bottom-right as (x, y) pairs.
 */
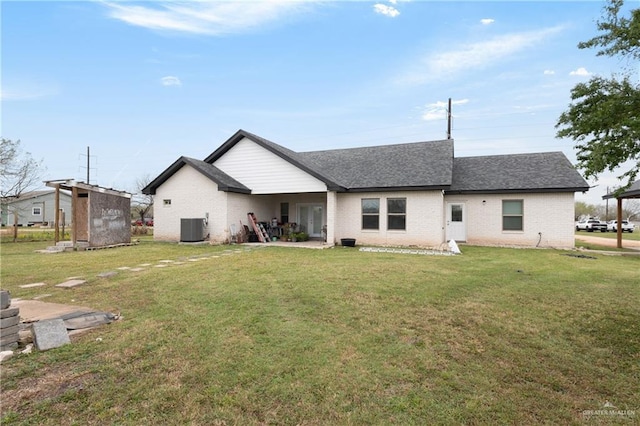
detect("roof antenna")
(446, 98), (452, 140)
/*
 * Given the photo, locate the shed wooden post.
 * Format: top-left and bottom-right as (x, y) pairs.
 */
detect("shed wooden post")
(616, 198), (622, 249)
(54, 184), (60, 243)
(71, 186), (78, 245)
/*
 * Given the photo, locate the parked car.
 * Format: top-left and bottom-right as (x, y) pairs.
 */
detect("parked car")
(576, 218), (607, 232)
(133, 219), (154, 226)
(607, 220), (634, 233)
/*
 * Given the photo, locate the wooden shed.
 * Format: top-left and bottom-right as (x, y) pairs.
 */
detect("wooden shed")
(45, 179), (131, 248)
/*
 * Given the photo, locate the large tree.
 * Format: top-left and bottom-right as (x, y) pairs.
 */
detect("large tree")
(556, 0), (640, 191)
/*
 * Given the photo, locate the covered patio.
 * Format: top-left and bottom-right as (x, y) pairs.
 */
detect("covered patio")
(603, 179), (640, 248)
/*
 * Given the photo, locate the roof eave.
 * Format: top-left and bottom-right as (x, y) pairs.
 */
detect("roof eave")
(341, 185), (450, 193)
(445, 186), (590, 195)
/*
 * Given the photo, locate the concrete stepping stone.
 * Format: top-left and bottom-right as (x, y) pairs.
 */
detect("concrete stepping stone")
(55, 279), (87, 288)
(19, 282), (47, 289)
(117, 266), (131, 270)
(97, 271), (118, 278)
(33, 294), (53, 300)
(154, 264), (168, 268)
(129, 267), (145, 272)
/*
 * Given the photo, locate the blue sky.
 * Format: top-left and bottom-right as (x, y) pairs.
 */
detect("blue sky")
(1, 1), (635, 205)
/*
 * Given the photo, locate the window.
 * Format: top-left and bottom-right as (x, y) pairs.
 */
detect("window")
(362, 198), (379, 230)
(387, 198), (406, 230)
(502, 200), (523, 231)
(280, 202), (289, 224)
(451, 204), (463, 222)
(163, 199), (171, 207)
(32, 207), (42, 215)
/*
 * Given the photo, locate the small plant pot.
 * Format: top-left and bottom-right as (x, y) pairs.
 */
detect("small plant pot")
(341, 238), (356, 247)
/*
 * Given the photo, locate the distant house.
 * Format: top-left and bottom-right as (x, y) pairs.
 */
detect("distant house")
(143, 129), (589, 248)
(1, 190), (72, 227)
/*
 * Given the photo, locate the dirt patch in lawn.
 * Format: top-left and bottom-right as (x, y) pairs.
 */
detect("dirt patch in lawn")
(1, 364), (98, 415)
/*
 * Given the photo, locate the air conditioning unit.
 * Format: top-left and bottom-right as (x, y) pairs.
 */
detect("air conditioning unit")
(180, 218), (206, 242)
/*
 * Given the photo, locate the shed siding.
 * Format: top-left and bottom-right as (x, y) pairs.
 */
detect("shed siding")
(213, 137), (327, 194)
(154, 165), (225, 242)
(87, 191), (131, 247)
(334, 191), (444, 247)
(446, 192), (576, 248)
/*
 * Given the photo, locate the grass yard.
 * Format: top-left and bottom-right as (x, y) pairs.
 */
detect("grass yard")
(575, 229), (640, 241)
(1, 241), (638, 425)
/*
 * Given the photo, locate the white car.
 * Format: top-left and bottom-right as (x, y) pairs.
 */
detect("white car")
(607, 220), (635, 233)
(576, 218), (607, 232)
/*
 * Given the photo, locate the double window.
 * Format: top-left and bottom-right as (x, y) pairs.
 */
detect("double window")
(361, 197), (407, 231)
(502, 200), (523, 231)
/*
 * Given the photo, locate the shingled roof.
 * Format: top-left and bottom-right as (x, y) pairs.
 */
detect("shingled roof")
(602, 179), (640, 199)
(448, 152), (589, 194)
(144, 130), (589, 195)
(143, 156), (250, 195)
(299, 140), (453, 191)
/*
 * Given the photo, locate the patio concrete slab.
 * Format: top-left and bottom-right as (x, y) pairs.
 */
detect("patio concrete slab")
(11, 299), (94, 323)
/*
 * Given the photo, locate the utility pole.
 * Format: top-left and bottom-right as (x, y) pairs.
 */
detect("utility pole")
(605, 186), (609, 221)
(80, 146), (94, 184)
(446, 98), (452, 140)
(86, 146), (90, 184)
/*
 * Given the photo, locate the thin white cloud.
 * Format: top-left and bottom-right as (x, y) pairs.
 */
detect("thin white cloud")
(543, 69), (555, 75)
(374, 4), (400, 18)
(398, 26), (563, 85)
(569, 67), (591, 76)
(161, 76), (182, 86)
(421, 99), (469, 121)
(102, 1), (314, 35)
(0, 82), (59, 101)
(480, 18), (495, 25)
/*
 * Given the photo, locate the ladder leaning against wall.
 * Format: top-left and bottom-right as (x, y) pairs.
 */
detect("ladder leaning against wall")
(247, 213), (270, 243)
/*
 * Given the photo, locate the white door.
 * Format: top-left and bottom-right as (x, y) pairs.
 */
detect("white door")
(446, 203), (466, 242)
(298, 204), (324, 238)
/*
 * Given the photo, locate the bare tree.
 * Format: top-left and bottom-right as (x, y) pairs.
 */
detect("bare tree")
(1, 138), (46, 241)
(623, 199), (640, 221)
(131, 174), (154, 225)
(1, 138), (45, 198)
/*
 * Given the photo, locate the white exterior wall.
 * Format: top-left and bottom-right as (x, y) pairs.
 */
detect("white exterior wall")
(445, 192), (576, 248)
(154, 165), (226, 242)
(213, 138), (327, 194)
(334, 191), (445, 247)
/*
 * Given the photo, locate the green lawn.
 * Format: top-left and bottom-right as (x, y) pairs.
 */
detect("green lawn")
(1, 241), (638, 425)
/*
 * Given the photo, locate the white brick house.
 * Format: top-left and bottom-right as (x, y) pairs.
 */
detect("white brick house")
(143, 129), (589, 248)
